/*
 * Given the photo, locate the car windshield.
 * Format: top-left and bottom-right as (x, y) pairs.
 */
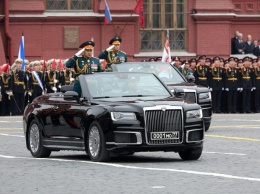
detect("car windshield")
(114, 62), (185, 84)
(83, 73), (171, 99)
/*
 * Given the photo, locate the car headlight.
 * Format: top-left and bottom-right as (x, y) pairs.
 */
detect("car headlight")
(198, 92), (211, 100)
(186, 109), (202, 119)
(111, 112), (137, 121)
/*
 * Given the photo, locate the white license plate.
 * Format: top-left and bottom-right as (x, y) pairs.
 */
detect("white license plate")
(150, 132), (179, 140)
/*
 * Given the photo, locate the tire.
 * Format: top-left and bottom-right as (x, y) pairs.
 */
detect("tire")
(28, 119), (51, 158)
(178, 147), (203, 161)
(86, 121), (110, 162)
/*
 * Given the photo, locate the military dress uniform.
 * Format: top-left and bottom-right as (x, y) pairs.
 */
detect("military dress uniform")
(194, 64), (209, 87)
(224, 66), (240, 113)
(253, 65), (260, 112)
(98, 36), (127, 71)
(29, 71), (44, 101)
(24, 70), (32, 107)
(240, 64), (254, 113)
(11, 69), (27, 115)
(0, 70), (11, 116)
(66, 41), (101, 96)
(209, 66), (224, 113)
(44, 70), (58, 93)
(61, 69), (75, 85)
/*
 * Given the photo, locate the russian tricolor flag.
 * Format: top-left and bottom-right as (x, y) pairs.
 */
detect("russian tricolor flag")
(18, 33), (25, 71)
(104, 0), (112, 24)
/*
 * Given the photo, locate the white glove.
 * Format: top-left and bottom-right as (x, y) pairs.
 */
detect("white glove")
(240, 88), (243, 92)
(52, 87), (57, 92)
(251, 87), (256, 91)
(225, 88), (229, 91)
(54, 79), (58, 83)
(70, 78), (75, 82)
(106, 45), (115, 51)
(222, 87), (224, 91)
(209, 88), (213, 91)
(28, 91), (32, 96)
(237, 88), (240, 91)
(58, 85), (61, 88)
(75, 48), (85, 57)
(42, 91), (45, 95)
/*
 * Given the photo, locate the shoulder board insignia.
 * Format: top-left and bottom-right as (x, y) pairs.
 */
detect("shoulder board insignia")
(119, 50), (126, 54)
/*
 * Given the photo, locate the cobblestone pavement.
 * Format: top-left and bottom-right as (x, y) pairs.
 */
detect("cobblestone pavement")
(0, 114), (260, 194)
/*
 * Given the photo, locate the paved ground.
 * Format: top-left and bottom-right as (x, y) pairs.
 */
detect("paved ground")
(0, 114), (260, 194)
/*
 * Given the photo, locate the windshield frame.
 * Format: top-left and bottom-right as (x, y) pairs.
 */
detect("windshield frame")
(111, 62), (187, 84)
(79, 72), (173, 100)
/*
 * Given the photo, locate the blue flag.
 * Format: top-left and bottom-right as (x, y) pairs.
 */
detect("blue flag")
(18, 35), (25, 71)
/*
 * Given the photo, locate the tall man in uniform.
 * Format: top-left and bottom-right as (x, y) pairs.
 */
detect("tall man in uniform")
(29, 61), (44, 101)
(240, 57), (255, 113)
(194, 55), (209, 87)
(11, 59), (27, 115)
(224, 58), (240, 113)
(253, 58), (260, 112)
(66, 41), (101, 96)
(98, 36), (127, 71)
(209, 57), (224, 113)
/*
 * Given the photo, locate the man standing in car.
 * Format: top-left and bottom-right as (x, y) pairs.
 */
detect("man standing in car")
(98, 36), (127, 71)
(66, 41), (102, 96)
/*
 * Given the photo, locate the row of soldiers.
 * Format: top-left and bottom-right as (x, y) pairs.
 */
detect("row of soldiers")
(0, 36), (127, 116)
(0, 58), (76, 116)
(176, 55), (260, 113)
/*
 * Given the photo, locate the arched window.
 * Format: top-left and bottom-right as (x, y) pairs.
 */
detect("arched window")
(141, 0), (186, 51)
(46, 0), (92, 10)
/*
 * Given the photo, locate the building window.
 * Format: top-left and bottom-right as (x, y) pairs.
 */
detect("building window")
(46, 0), (92, 10)
(141, 0), (186, 51)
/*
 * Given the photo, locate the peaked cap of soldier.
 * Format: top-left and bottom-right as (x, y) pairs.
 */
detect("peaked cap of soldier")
(109, 36), (122, 45)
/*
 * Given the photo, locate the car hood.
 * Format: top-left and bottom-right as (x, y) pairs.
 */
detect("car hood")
(91, 97), (200, 112)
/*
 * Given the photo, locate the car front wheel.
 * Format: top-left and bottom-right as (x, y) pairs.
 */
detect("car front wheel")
(28, 119), (51, 158)
(178, 147), (203, 160)
(86, 121), (110, 162)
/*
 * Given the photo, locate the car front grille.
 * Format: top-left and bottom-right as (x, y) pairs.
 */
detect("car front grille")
(144, 106), (183, 145)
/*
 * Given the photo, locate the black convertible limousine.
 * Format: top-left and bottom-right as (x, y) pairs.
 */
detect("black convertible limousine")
(23, 72), (204, 162)
(112, 62), (212, 131)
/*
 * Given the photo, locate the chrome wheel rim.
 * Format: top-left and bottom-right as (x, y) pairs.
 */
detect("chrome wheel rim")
(88, 126), (100, 158)
(29, 123), (40, 153)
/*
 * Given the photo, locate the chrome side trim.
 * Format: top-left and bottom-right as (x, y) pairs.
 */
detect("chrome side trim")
(44, 145), (85, 150)
(43, 139), (83, 144)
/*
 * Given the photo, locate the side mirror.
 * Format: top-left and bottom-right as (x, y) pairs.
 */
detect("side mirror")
(64, 91), (79, 101)
(187, 74), (195, 83)
(172, 88), (184, 98)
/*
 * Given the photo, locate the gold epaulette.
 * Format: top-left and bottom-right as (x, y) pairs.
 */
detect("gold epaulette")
(119, 50), (127, 54)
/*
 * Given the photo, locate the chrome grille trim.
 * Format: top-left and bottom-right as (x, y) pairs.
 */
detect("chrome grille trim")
(144, 106), (183, 145)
